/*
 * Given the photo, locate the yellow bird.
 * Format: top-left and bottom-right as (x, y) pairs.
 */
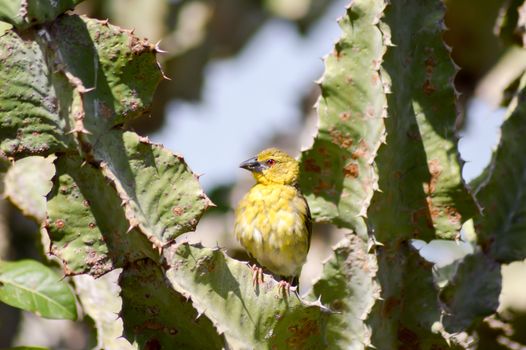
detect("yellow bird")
(234, 148), (311, 290)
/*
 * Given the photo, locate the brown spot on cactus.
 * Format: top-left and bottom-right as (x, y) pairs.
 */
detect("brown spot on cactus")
(88, 222), (96, 229)
(445, 206), (462, 225)
(426, 196), (441, 221)
(304, 158), (321, 173)
(333, 45), (344, 60)
(313, 180), (332, 194)
(172, 206), (185, 216)
(317, 146), (329, 156)
(55, 219), (65, 229)
(339, 112), (351, 121)
(423, 79), (436, 95)
(286, 318), (319, 349)
(329, 128), (353, 148)
(129, 36), (152, 55)
(343, 162), (359, 178)
(352, 139), (369, 159)
(424, 159), (442, 195)
(424, 51), (436, 74)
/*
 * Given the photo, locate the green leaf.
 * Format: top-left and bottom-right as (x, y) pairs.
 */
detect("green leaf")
(164, 244), (330, 350)
(0, 0), (85, 30)
(120, 258), (224, 349)
(45, 154), (157, 276)
(3, 155), (55, 222)
(474, 73), (526, 262)
(299, 0), (387, 237)
(0, 259), (77, 320)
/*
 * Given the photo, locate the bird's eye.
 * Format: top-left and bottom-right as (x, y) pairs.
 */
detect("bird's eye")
(266, 159), (276, 166)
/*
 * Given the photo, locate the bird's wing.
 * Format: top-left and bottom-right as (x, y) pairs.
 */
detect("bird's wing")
(303, 194), (312, 251)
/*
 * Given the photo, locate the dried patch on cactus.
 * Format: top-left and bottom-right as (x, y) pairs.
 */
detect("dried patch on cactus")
(445, 206), (462, 226)
(172, 207), (185, 216)
(343, 162), (359, 178)
(339, 112), (351, 121)
(54, 219), (65, 229)
(423, 79), (436, 95)
(285, 318), (320, 350)
(313, 180), (332, 194)
(303, 158), (321, 173)
(329, 128), (353, 148)
(352, 139), (369, 160)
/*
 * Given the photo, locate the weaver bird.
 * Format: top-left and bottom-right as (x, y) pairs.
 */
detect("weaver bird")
(234, 148), (311, 293)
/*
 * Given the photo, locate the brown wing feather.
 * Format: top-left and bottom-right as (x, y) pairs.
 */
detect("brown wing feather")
(302, 194), (312, 251)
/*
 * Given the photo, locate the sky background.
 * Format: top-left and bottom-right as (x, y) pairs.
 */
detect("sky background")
(152, 0), (348, 189)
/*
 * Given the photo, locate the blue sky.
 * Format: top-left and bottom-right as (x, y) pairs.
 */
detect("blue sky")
(152, 0), (348, 189)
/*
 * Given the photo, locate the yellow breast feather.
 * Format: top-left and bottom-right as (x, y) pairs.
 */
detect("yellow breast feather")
(234, 148), (311, 279)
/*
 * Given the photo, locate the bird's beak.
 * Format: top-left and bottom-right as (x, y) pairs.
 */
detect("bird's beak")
(239, 156), (264, 173)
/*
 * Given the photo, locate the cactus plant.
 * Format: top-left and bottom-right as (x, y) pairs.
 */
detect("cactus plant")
(2, 0), (526, 348)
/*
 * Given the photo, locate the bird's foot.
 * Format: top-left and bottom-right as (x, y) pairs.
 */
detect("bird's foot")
(251, 265), (264, 287)
(277, 280), (291, 297)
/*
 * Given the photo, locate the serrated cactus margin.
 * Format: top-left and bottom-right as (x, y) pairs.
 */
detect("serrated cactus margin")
(474, 73), (526, 262)
(164, 244), (331, 350)
(366, 0), (478, 347)
(0, 0), (85, 30)
(298, 0), (388, 347)
(119, 258), (224, 349)
(310, 235), (380, 349)
(437, 72), (526, 335)
(299, 0), (388, 238)
(45, 155), (159, 276)
(369, 0), (477, 243)
(95, 131), (213, 247)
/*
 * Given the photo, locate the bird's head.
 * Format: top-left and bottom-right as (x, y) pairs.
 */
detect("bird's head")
(239, 148), (299, 185)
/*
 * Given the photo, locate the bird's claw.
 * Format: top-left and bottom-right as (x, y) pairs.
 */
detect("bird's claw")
(277, 280), (291, 297)
(251, 265), (264, 287)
